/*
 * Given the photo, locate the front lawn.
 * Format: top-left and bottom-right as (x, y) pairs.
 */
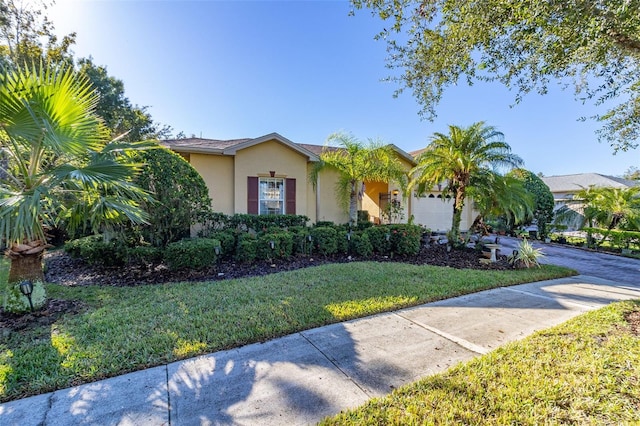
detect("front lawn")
(321, 300), (640, 425)
(0, 260), (573, 402)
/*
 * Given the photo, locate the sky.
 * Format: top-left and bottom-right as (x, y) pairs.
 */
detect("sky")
(47, 0), (639, 177)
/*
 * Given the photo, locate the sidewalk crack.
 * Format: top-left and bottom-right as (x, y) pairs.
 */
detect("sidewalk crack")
(393, 313), (489, 355)
(299, 332), (372, 397)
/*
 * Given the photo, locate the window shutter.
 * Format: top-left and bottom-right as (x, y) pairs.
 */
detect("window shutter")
(285, 178), (296, 214)
(247, 176), (258, 214)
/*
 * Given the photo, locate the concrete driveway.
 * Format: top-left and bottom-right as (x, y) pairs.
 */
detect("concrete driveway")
(498, 236), (640, 286)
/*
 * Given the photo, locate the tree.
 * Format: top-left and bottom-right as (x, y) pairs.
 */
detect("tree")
(0, 2), (171, 141)
(409, 122), (523, 243)
(310, 132), (407, 227)
(507, 168), (555, 238)
(623, 166), (640, 180)
(132, 146), (212, 247)
(77, 58), (172, 142)
(0, 0), (76, 69)
(469, 174), (534, 235)
(352, 0), (640, 152)
(0, 64), (151, 284)
(556, 186), (640, 232)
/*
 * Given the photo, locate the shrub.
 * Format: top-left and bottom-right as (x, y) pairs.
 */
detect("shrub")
(236, 233), (257, 263)
(197, 212), (230, 237)
(127, 246), (163, 266)
(388, 224), (423, 256)
(3, 281), (47, 314)
(229, 214), (309, 232)
(508, 239), (545, 268)
(256, 232), (294, 260)
(204, 230), (236, 259)
(133, 146), (213, 247)
(310, 226), (338, 255)
(164, 238), (220, 270)
(365, 226), (392, 254)
(64, 235), (128, 266)
(351, 232), (373, 257)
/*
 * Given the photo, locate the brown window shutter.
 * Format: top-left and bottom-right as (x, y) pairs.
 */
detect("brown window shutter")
(247, 176), (258, 214)
(285, 178), (296, 214)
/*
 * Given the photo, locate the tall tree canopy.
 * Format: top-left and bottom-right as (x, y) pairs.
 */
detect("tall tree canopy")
(311, 132), (407, 227)
(409, 122), (523, 243)
(0, 0), (172, 141)
(352, 0), (640, 152)
(507, 168), (555, 238)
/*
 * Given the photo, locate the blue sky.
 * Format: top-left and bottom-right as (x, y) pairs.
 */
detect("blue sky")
(49, 0), (638, 177)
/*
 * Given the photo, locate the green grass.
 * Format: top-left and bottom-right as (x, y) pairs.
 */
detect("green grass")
(321, 300), (640, 425)
(0, 259), (573, 402)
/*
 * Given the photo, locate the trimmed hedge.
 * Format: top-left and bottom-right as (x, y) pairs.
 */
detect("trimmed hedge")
(584, 227), (640, 251)
(310, 226), (338, 256)
(164, 238), (221, 270)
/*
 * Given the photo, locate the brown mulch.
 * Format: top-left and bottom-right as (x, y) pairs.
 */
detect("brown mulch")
(0, 299), (86, 335)
(627, 311), (640, 336)
(43, 243), (511, 287)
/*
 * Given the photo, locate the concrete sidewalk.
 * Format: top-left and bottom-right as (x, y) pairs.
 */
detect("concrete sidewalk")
(1, 275), (639, 425)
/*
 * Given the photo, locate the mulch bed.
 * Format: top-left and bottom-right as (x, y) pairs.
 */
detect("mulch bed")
(43, 243), (511, 287)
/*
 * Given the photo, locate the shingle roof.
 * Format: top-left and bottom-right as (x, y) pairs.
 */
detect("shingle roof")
(162, 138), (251, 152)
(541, 173), (640, 193)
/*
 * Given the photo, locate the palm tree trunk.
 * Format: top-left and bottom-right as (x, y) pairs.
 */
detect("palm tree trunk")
(450, 188), (466, 243)
(6, 241), (47, 283)
(8, 252), (45, 283)
(349, 181), (358, 228)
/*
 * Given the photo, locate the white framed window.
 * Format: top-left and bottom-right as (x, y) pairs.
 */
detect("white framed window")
(259, 178), (284, 215)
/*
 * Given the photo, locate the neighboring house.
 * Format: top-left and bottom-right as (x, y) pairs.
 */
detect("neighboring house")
(541, 173), (640, 210)
(541, 173), (640, 230)
(162, 132), (413, 226)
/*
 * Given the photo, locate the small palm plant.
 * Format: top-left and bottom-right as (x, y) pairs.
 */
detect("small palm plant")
(508, 239), (545, 268)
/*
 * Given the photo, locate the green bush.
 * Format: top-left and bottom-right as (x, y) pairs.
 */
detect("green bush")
(256, 232), (294, 260)
(314, 221), (335, 228)
(236, 233), (257, 263)
(228, 214), (310, 232)
(351, 232), (373, 257)
(388, 224), (423, 256)
(64, 235), (128, 266)
(204, 230), (236, 259)
(310, 226), (338, 255)
(365, 226), (392, 254)
(3, 281), (47, 314)
(127, 246), (163, 266)
(197, 212), (230, 237)
(133, 147), (213, 247)
(164, 238), (220, 270)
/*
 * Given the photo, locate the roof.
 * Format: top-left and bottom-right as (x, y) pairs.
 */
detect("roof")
(162, 132), (319, 161)
(163, 134), (415, 165)
(541, 173), (640, 193)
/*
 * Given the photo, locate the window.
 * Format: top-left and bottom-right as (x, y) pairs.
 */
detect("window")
(248, 176), (295, 215)
(259, 178), (284, 215)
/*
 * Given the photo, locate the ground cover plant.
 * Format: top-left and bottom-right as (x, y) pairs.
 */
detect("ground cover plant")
(0, 257), (572, 402)
(321, 300), (640, 425)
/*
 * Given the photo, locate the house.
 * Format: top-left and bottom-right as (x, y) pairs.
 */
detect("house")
(541, 173), (640, 210)
(162, 132), (414, 225)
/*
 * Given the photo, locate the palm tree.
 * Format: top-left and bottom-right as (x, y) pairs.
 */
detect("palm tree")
(0, 64), (151, 284)
(555, 186), (640, 232)
(468, 173), (534, 234)
(310, 132), (407, 227)
(410, 122), (523, 243)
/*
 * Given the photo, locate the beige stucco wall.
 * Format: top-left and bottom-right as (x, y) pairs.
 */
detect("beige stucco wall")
(411, 193), (476, 232)
(234, 140), (309, 216)
(190, 153), (234, 215)
(314, 167), (348, 224)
